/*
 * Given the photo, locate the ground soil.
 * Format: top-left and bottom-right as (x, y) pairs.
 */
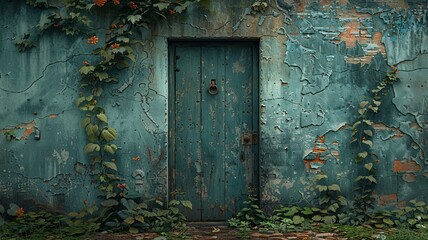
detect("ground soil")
(91, 225), (349, 240)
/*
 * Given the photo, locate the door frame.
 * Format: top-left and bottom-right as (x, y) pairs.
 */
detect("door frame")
(167, 40), (260, 219)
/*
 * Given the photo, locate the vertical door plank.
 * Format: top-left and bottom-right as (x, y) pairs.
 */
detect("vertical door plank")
(200, 47), (226, 220)
(174, 46), (202, 221)
(224, 46), (254, 217)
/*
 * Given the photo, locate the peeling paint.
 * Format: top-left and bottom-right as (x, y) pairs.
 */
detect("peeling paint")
(402, 173), (417, 183)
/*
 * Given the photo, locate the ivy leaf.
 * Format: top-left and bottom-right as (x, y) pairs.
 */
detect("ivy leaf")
(69, 12), (80, 19)
(315, 174), (328, 181)
(92, 87), (103, 97)
(383, 218), (394, 225)
(323, 215), (336, 224)
(363, 120), (373, 126)
(357, 151), (368, 159)
(175, 1), (192, 13)
(359, 101), (369, 108)
(95, 72), (109, 81)
(127, 14), (142, 24)
(135, 215), (145, 223)
(103, 161), (117, 171)
(79, 66), (95, 75)
(181, 200), (192, 209)
(81, 117), (91, 128)
(364, 163), (373, 171)
(362, 140), (373, 147)
(154, 3), (169, 10)
(312, 215), (322, 222)
(373, 100), (381, 106)
(364, 129), (373, 137)
(7, 203), (19, 216)
(124, 217), (135, 225)
(75, 96), (86, 106)
(338, 196), (347, 206)
(316, 185), (328, 192)
(358, 108), (366, 115)
(104, 144), (118, 155)
(85, 124), (99, 141)
(129, 227), (139, 234)
(96, 113), (108, 123)
(301, 207), (313, 215)
(38, 14), (51, 30)
(101, 199), (119, 207)
(84, 143), (100, 153)
(327, 203), (339, 213)
(116, 37), (130, 43)
(169, 200), (180, 206)
(328, 184), (341, 191)
(367, 175), (377, 183)
(292, 215), (305, 224)
(101, 128), (117, 141)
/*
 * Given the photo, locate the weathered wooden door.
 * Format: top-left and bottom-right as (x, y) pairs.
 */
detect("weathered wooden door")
(168, 42), (259, 221)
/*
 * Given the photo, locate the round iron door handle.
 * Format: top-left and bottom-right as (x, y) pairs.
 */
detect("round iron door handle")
(208, 79), (219, 95)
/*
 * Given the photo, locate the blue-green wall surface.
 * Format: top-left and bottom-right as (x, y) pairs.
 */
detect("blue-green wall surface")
(0, 0), (427, 213)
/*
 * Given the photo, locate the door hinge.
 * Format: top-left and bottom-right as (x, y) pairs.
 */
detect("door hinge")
(174, 55), (180, 72)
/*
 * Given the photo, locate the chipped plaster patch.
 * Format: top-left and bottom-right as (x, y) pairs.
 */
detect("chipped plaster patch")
(283, 178), (295, 189)
(402, 173), (417, 182)
(52, 149), (69, 164)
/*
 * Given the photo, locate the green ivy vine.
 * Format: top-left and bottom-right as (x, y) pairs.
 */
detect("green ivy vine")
(10, 0), (199, 235)
(350, 66), (400, 225)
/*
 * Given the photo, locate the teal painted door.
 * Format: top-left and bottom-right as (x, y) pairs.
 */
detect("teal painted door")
(169, 42), (259, 221)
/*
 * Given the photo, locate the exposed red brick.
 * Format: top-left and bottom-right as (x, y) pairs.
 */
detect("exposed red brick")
(393, 160), (421, 173)
(378, 194), (397, 207)
(304, 136), (328, 172)
(295, 0), (308, 13)
(402, 173), (417, 182)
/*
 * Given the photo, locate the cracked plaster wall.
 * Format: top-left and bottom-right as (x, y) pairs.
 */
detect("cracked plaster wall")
(0, 0), (427, 212)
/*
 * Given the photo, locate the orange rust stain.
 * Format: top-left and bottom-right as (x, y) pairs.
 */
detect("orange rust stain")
(378, 194), (397, 207)
(393, 160), (421, 173)
(402, 173), (417, 182)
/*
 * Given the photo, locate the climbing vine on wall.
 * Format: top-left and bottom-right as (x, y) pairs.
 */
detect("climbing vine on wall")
(12, 0), (199, 234)
(350, 66), (400, 224)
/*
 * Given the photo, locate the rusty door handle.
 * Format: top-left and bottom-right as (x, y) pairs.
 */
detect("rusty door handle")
(207, 79), (219, 95)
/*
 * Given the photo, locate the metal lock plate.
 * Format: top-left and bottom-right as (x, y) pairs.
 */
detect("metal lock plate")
(241, 133), (258, 145)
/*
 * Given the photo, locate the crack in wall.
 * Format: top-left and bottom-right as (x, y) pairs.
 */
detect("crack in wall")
(0, 53), (91, 93)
